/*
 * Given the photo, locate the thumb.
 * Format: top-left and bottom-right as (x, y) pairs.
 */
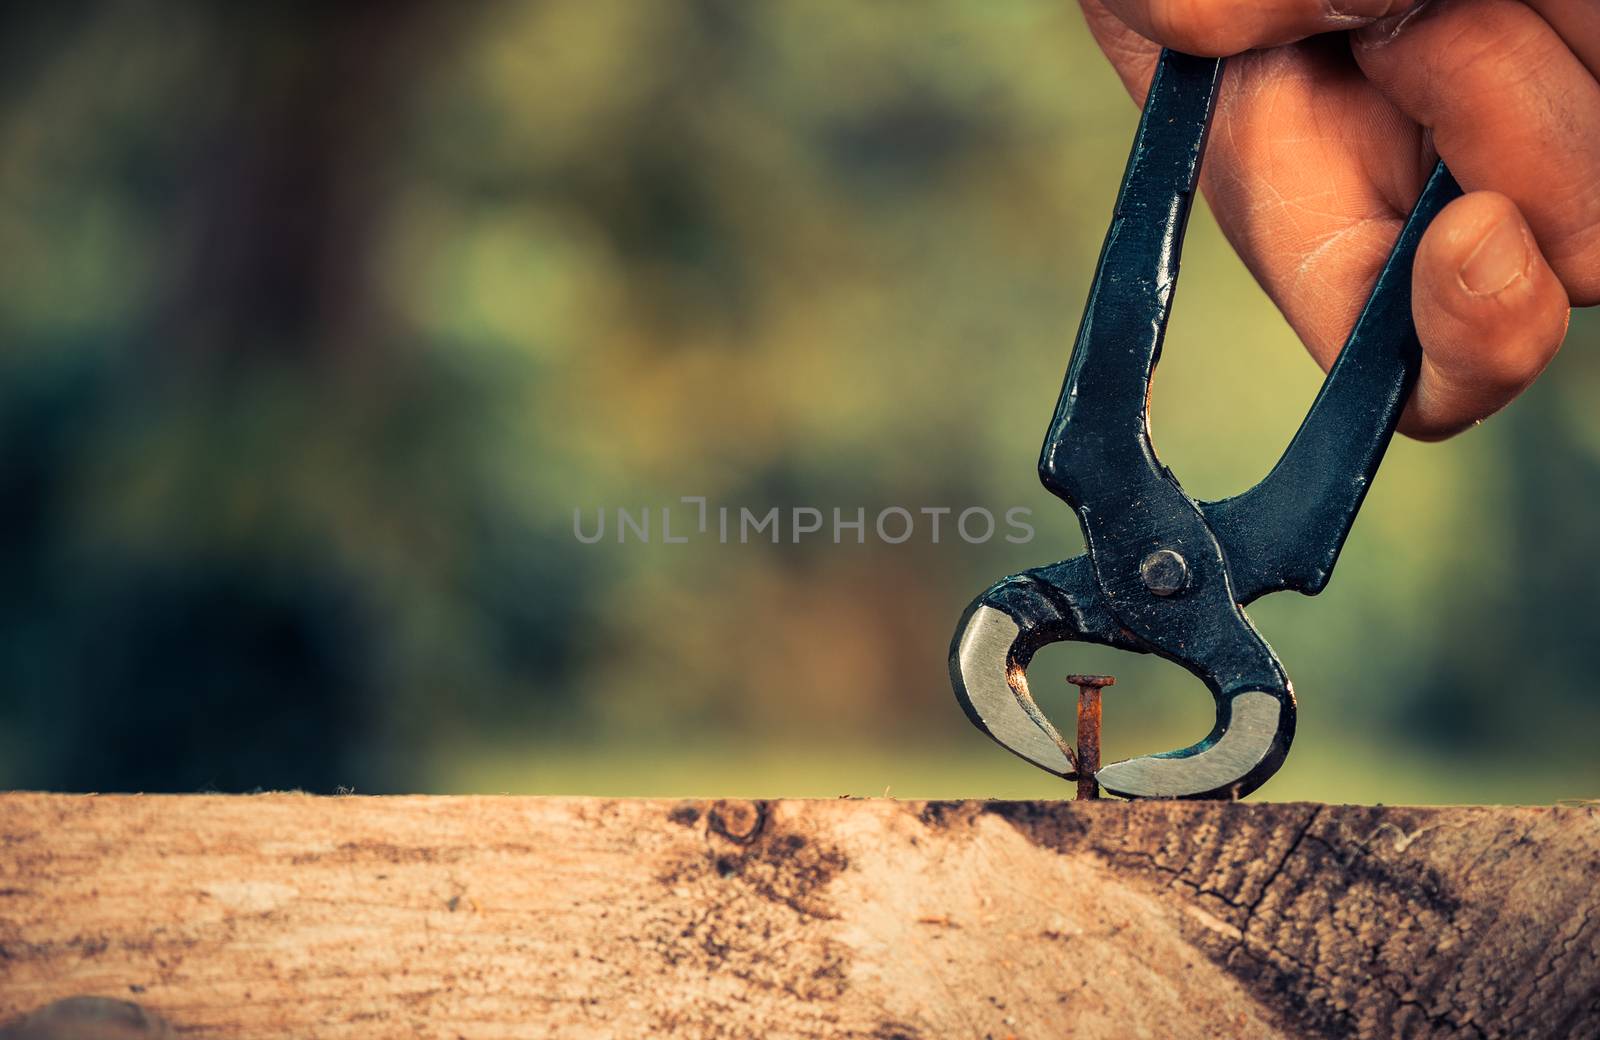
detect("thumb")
(1403, 191), (1571, 439)
(1096, 0), (1422, 57)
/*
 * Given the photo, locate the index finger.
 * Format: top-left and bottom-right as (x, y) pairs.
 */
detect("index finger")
(1100, 0), (1422, 57)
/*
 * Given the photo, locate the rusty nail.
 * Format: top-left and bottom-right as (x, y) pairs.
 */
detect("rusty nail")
(1066, 674), (1114, 800)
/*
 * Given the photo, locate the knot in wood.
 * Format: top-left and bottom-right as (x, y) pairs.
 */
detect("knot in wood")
(707, 799), (766, 845)
(0, 997), (175, 1040)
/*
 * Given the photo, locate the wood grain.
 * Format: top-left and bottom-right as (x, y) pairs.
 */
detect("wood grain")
(1, 795), (1597, 1038)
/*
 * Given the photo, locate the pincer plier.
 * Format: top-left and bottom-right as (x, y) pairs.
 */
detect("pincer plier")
(949, 50), (1461, 799)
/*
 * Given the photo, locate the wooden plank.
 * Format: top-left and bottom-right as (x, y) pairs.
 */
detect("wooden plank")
(0, 795), (1596, 1038)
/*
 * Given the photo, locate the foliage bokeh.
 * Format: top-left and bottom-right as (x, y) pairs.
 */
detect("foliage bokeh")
(2, 1), (1596, 802)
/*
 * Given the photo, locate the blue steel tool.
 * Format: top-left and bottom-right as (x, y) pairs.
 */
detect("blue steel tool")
(948, 50), (1461, 799)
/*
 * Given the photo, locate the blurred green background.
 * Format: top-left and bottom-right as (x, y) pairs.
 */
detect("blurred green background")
(2, 1), (1596, 803)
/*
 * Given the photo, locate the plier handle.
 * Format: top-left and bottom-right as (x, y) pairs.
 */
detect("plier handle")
(950, 51), (1461, 799)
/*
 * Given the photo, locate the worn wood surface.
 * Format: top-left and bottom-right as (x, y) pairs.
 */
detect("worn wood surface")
(1, 795), (1597, 1039)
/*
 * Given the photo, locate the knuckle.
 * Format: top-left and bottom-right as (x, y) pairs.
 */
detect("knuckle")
(1559, 275), (1600, 309)
(1146, 0), (1249, 55)
(1444, 15), (1555, 107)
(1549, 225), (1600, 308)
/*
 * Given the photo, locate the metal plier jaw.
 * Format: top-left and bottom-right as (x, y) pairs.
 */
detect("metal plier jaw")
(950, 51), (1462, 799)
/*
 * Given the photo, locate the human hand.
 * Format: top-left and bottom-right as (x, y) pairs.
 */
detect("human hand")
(1080, 0), (1597, 438)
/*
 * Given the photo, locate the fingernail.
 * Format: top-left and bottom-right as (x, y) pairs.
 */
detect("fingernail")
(1327, 0), (1413, 18)
(1460, 216), (1530, 297)
(1358, 0), (1434, 44)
